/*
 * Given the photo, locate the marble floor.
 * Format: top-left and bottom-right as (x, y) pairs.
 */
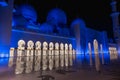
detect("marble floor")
(0, 54), (120, 80)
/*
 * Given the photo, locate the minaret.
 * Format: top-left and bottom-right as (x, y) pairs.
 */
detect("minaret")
(110, 0), (120, 53)
(0, 0), (14, 56)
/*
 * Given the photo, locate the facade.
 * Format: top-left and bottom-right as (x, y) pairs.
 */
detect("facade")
(71, 19), (108, 54)
(0, 0), (111, 57)
(11, 5), (108, 54)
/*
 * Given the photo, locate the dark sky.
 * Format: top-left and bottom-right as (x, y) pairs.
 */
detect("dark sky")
(14, 0), (120, 38)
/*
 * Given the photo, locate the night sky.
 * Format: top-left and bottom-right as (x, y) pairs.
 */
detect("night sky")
(14, 0), (120, 38)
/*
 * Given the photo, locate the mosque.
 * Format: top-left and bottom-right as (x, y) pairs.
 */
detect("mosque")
(0, 0), (119, 57)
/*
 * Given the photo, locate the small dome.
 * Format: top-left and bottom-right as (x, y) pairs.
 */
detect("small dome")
(70, 18), (86, 28)
(40, 23), (53, 34)
(70, 18), (86, 37)
(19, 4), (37, 22)
(47, 8), (67, 25)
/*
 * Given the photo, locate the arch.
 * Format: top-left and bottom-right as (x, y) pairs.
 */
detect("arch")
(43, 41), (48, 50)
(18, 40), (25, 49)
(49, 42), (54, 50)
(35, 41), (41, 49)
(69, 44), (72, 50)
(60, 43), (64, 50)
(65, 43), (68, 50)
(93, 39), (98, 54)
(27, 40), (34, 49)
(55, 42), (59, 50)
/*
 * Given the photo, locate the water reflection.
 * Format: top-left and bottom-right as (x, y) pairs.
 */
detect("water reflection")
(73, 49), (76, 60)
(60, 50), (64, 68)
(65, 44), (68, 68)
(42, 55), (48, 70)
(13, 52), (74, 74)
(25, 57), (33, 73)
(100, 44), (104, 64)
(95, 54), (100, 72)
(88, 43), (92, 66)
(101, 52), (104, 64)
(65, 54), (69, 67)
(7, 52), (116, 75)
(89, 54), (93, 66)
(15, 57), (25, 74)
(8, 57), (14, 67)
(17, 49), (25, 57)
(49, 55), (54, 70)
(34, 56), (41, 71)
(8, 45), (76, 75)
(69, 54), (73, 66)
(55, 55), (59, 69)
(35, 49), (41, 56)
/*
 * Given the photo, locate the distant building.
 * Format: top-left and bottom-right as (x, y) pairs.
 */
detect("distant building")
(110, 0), (120, 54)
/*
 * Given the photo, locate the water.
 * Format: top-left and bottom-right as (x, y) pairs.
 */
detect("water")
(0, 52), (119, 80)
(6, 53), (114, 74)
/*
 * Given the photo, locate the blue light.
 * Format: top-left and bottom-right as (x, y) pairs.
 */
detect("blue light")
(0, 1), (8, 7)
(0, 46), (9, 58)
(13, 8), (16, 13)
(12, 19), (15, 27)
(0, 53), (9, 58)
(0, 57), (9, 66)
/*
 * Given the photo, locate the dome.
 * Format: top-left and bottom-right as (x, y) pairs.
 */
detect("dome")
(70, 18), (86, 28)
(47, 8), (67, 25)
(19, 4), (37, 22)
(70, 18), (86, 37)
(40, 23), (53, 34)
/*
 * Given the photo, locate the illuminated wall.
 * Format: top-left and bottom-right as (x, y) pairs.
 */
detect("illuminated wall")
(71, 18), (108, 54)
(11, 6), (109, 55)
(86, 28), (108, 53)
(0, 3), (109, 57)
(11, 29), (76, 49)
(70, 18), (87, 54)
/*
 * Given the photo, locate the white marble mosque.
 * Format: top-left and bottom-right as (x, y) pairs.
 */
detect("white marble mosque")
(0, 0), (120, 76)
(0, 0), (119, 57)
(10, 4), (109, 55)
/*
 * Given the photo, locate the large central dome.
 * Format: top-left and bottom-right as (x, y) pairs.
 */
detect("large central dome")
(47, 8), (67, 25)
(19, 4), (37, 22)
